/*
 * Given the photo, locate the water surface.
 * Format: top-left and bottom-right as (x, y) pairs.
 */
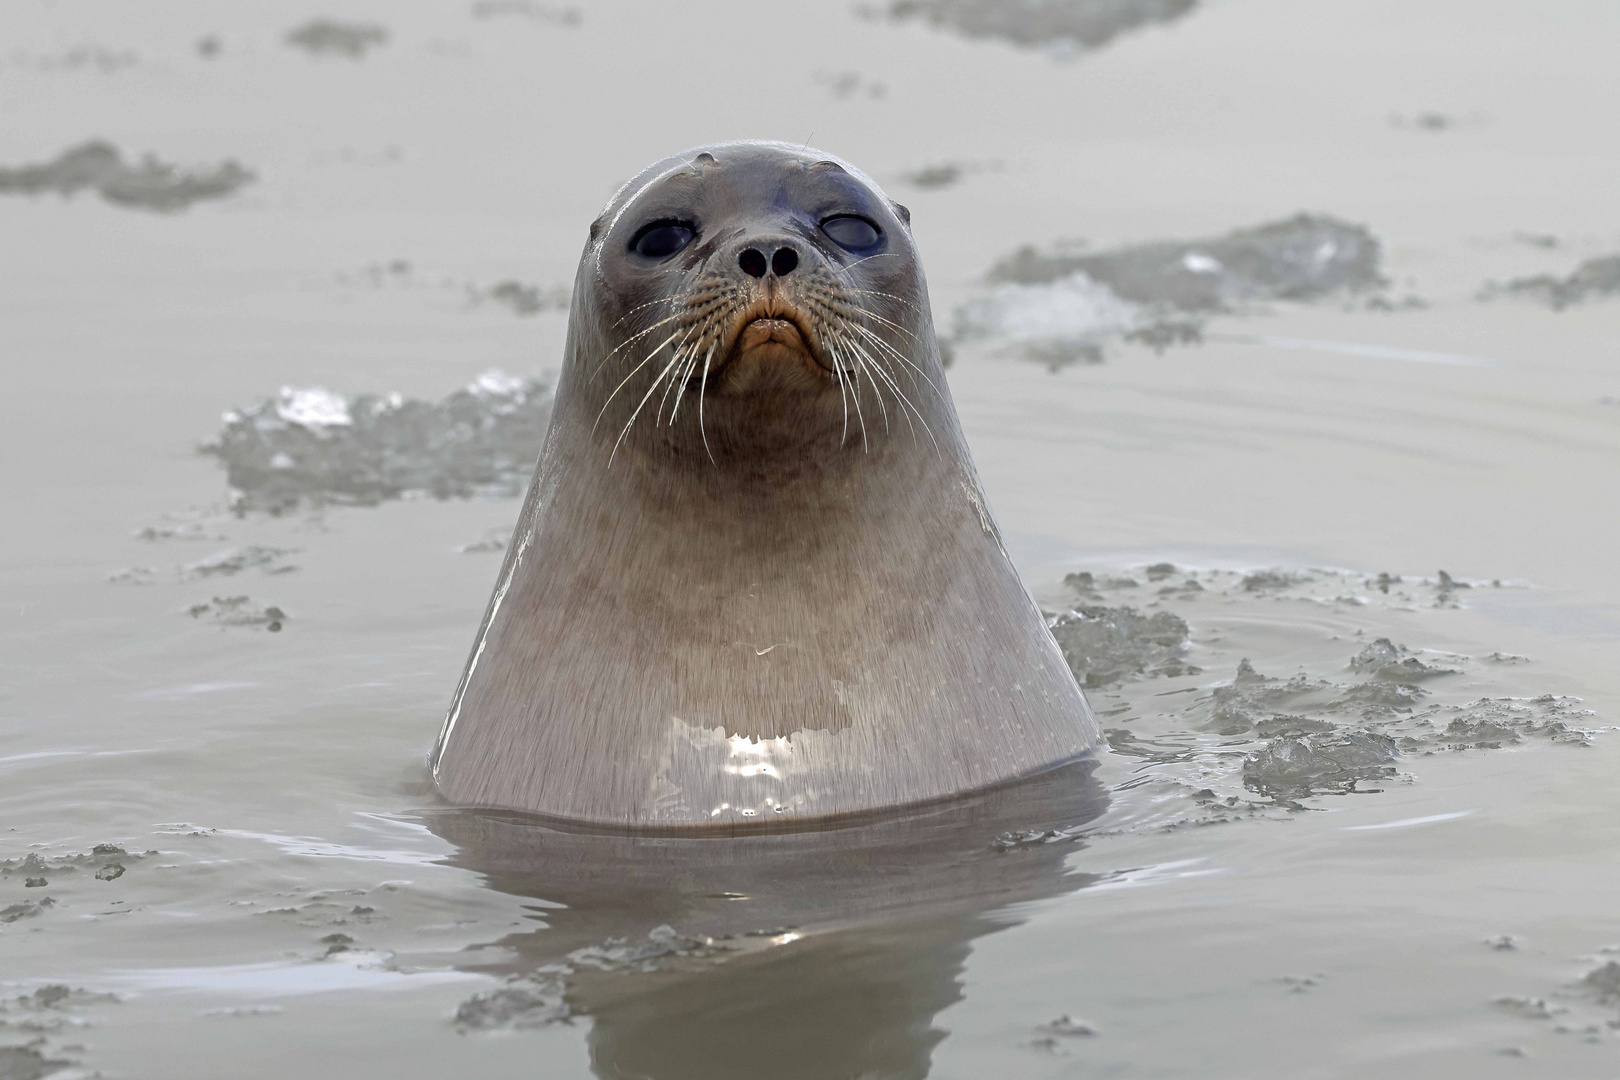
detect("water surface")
(3, 0), (1620, 1076)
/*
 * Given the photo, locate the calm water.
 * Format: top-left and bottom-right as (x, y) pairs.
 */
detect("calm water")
(3, 1), (1620, 1077)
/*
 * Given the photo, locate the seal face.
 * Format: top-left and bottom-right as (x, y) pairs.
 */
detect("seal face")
(432, 141), (1099, 829)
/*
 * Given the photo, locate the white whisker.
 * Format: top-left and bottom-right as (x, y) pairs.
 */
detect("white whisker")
(696, 341), (717, 464)
(609, 343), (697, 467)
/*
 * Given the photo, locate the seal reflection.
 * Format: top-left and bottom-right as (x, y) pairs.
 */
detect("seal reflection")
(427, 759), (1106, 1079)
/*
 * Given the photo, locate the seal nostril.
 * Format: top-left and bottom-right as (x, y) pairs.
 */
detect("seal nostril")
(738, 248), (768, 278)
(771, 247), (799, 276)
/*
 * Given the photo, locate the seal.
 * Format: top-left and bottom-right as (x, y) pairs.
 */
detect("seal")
(430, 141), (1099, 829)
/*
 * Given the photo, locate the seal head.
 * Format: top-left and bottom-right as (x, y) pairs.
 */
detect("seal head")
(432, 141), (1099, 829)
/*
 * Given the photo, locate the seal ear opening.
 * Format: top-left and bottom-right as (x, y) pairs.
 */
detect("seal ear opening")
(893, 202), (912, 226)
(693, 152), (718, 167)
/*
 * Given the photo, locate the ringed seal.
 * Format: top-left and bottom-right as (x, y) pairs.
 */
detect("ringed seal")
(431, 141), (1099, 829)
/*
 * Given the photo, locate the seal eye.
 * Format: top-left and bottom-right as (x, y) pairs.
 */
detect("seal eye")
(820, 215), (881, 252)
(630, 221), (695, 260)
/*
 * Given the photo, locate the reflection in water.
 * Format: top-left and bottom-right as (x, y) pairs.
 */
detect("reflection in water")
(427, 760), (1107, 1079)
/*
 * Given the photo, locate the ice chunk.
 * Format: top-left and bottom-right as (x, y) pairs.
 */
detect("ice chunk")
(0, 140), (254, 212)
(953, 271), (1140, 367)
(958, 214), (1383, 364)
(202, 370), (553, 514)
(284, 19), (388, 57)
(1047, 604), (1195, 687)
(987, 214), (1383, 309)
(1485, 255), (1620, 310)
(877, 0), (1199, 52)
(275, 387), (351, 429)
(1243, 730), (1399, 800)
(186, 596), (287, 631)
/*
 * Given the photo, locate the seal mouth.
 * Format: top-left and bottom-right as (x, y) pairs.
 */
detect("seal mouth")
(694, 299), (844, 388)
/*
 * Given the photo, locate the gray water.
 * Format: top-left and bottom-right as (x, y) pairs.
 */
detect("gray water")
(4, 1), (1620, 1077)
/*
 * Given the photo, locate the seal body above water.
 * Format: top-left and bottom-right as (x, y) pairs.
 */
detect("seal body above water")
(431, 141), (1099, 829)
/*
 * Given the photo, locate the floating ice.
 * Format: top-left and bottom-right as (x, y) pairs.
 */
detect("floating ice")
(0, 141), (255, 212)
(454, 969), (571, 1031)
(1047, 604), (1195, 687)
(186, 596), (287, 631)
(1040, 1014), (1098, 1036)
(3, 44), (139, 72)
(182, 545), (298, 578)
(1242, 730), (1400, 800)
(568, 925), (729, 973)
(284, 20), (389, 57)
(2, 844), (153, 885)
(876, 0), (1199, 53)
(1483, 254), (1620, 310)
(274, 387), (351, 428)
(481, 280), (570, 315)
(1348, 637), (1458, 682)
(1412, 696), (1596, 750)
(988, 214), (1382, 309)
(1060, 566), (1597, 820)
(202, 370), (553, 514)
(814, 70), (888, 99)
(1579, 961), (1620, 1004)
(470, 0), (583, 25)
(957, 214), (1384, 365)
(903, 162), (964, 189)
(0, 897), (56, 924)
(954, 272), (1141, 367)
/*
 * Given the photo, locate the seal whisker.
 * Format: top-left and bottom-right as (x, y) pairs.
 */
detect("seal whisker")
(590, 309), (690, 381)
(831, 252), (902, 275)
(824, 338), (869, 452)
(851, 343), (893, 434)
(836, 329), (927, 446)
(835, 325), (939, 451)
(592, 322), (696, 434)
(609, 340), (700, 466)
(655, 311), (719, 426)
(654, 339), (697, 427)
(848, 305), (922, 344)
(841, 286), (923, 315)
(696, 340), (717, 464)
(835, 336), (890, 437)
(662, 343), (699, 426)
(666, 309), (724, 428)
(593, 274), (737, 380)
(608, 293), (681, 331)
(833, 352), (851, 446)
(848, 321), (946, 403)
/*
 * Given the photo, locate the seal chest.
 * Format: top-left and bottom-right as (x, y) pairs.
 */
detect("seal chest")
(432, 141), (1099, 829)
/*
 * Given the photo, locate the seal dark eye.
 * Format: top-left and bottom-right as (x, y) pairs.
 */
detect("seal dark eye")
(630, 221), (695, 260)
(820, 215), (881, 252)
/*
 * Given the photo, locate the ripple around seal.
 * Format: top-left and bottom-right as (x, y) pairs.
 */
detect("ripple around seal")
(203, 370), (553, 515)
